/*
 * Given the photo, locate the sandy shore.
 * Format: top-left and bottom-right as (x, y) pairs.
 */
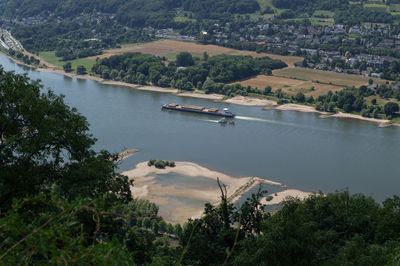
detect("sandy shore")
(224, 96), (277, 106)
(122, 161), (285, 224)
(273, 104), (400, 127)
(273, 103), (326, 114)
(263, 189), (314, 205)
(321, 112), (392, 127)
(178, 91), (224, 100)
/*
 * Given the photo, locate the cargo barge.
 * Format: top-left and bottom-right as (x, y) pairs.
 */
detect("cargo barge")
(162, 103), (235, 117)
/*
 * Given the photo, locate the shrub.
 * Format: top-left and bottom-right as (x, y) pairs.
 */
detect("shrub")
(148, 159), (176, 169)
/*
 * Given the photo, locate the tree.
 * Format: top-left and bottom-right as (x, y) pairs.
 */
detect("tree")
(264, 86), (272, 95)
(76, 65), (87, 75)
(0, 67), (132, 210)
(176, 52), (195, 67)
(295, 92), (305, 102)
(63, 62), (72, 72)
(203, 51), (209, 61)
(384, 102), (399, 117)
(0, 194), (135, 264)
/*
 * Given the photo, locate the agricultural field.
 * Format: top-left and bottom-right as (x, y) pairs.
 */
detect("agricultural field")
(39, 51), (96, 73)
(313, 10), (334, 17)
(389, 4), (400, 15)
(273, 67), (387, 87)
(95, 40), (303, 66)
(235, 75), (344, 97)
(309, 17), (334, 27)
(363, 3), (388, 11)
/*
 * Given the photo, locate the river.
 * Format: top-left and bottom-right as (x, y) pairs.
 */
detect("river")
(1, 53), (399, 202)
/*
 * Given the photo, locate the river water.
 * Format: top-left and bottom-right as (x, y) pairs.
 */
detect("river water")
(1, 53), (399, 201)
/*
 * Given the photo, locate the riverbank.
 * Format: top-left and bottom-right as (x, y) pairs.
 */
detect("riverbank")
(320, 112), (394, 127)
(2, 50), (398, 127)
(122, 161), (295, 224)
(268, 103), (400, 127)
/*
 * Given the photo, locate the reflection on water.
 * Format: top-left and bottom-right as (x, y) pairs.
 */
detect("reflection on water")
(1, 52), (400, 202)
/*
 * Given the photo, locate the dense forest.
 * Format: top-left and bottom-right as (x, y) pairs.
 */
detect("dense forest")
(272, 0), (349, 12)
(91, 52), (287, 93)
(335, 5), (396, 26)
(1, 68), (400, 264)
(0, 0), (258, 21)
(181, 0), (260, 19)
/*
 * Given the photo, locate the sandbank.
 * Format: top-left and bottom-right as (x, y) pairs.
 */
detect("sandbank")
(263, 189), (314, 205)
(224, 96), (277, 106)
(135, 85), (179, 93)
(117, 148), (139, 162)
(321, 112), (391, 127)
(178, 91), (223, 100)
(273, 103), (326, 114)
(122, 161), (284, 224)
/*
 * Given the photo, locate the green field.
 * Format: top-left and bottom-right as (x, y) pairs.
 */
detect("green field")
(39, 51), (96, 73)
(364, 3), (388, 11)
(310, 17), (335, 26)
(173, 16), (196, 22)
(313, 10), (334, 17)
(390, 4), (400, 11)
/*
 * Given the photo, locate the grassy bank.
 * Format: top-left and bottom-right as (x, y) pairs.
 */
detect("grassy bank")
(38, 51), (96, 73)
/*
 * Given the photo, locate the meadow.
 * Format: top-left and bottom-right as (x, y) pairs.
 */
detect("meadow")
(39, 51), (96, 73)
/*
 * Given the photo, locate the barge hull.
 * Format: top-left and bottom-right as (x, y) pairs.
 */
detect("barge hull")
(162, 106), (235, 118)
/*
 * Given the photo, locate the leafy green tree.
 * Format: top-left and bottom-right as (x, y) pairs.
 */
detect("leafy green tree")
(295, 92), (305, 102)
(63, 62), (72, 73)
(136, 73), (146, 85)
(0, 67), (132, 210)
(0, 193), (135, 264)
(76, 65), (87, 75)
(203, 51), (209, 61)
(176, 52), (195, 67)
(166, 223), (174, 234)
(152, 220), (159, 235)
(384, 102), (399, 117)
(264, 86), (272, 95)
(142, 217), (151, 228)
(158, 220), (167, 233)
(174, 224), (183, 237)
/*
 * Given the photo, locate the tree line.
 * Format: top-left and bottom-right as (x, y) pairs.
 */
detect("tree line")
(91, 51), (287, 94)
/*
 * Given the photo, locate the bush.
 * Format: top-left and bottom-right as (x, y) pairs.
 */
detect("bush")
(148, 159), (176, 169)
(277, 99), (289, 104)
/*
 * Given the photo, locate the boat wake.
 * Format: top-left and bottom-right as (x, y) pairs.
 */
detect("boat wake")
(235, 116), (273, 123)
(199, 119), (220, 123)
(236, 115), (340, 133)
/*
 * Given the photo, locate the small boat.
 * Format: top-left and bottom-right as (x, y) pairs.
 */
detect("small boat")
(162, 103), (235, 117)
(218, 118), (235, 125)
